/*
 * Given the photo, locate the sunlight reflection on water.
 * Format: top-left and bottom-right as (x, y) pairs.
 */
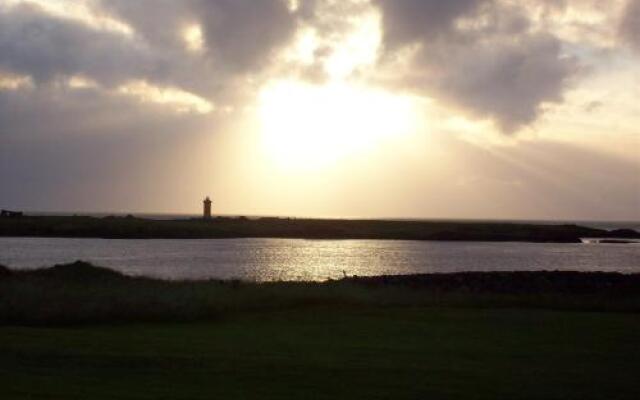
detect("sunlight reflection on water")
(1, 237), (639, 281)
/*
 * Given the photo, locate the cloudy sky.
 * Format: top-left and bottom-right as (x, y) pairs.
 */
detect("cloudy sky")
(0, 0), (638, 220)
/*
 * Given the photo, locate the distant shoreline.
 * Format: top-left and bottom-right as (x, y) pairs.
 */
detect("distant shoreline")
(19, 211), (640, 230)
(1, 214), (640, 243)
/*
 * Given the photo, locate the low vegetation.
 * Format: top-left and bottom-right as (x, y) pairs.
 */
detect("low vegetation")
(2, 262), (640, 399)
(2, 214), (638, 241)
(1, 261), (639, 325)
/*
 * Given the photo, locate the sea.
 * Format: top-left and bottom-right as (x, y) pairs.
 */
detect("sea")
(1, 237), (639, 281)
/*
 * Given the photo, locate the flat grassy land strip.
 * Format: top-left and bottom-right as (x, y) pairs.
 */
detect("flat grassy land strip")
(1, 308), (639, 399)
(3, 215), (637, 241)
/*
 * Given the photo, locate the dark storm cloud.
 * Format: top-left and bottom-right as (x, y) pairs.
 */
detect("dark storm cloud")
(103, 0), (297, 74)
(375, 0), (578, 132)
(99, 0), (192, 48)
(0, 0), (584, 134)
(0, 4), (155, 86)
(0, 0), (303, 211)
(423, 33), (577, 133)
(0, 0), (637, 219)
(195, 0), (297, 73)
(620, 0), (640, 50)
(0, 0), (300, 99)
(376, 0), (488, 44)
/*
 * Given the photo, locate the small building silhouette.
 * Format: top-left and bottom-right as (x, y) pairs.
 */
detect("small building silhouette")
(203, 197), (212, 219)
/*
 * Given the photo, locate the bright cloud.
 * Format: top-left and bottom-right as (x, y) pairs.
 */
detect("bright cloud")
(116, 80), (214, 114)
(0, 70), (33, 91)
(0, 0), (638, 219)
(1, 0), (134, 36)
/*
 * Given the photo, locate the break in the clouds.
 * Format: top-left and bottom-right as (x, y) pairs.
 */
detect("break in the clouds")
(0, 0), (638, 219)
(0, 0), (634, 133)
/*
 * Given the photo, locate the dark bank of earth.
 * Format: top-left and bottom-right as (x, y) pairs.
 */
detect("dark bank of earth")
(2, 215), (638, 242)
(2, 261), (640, 325)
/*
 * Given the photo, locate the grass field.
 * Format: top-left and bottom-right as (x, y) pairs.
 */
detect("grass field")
(2, 307), (640, 399)
(2, 262), (640, 399)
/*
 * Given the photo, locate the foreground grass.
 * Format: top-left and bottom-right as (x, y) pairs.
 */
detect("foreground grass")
(1, 307), (640, 399)
(2, 262), (640, 398)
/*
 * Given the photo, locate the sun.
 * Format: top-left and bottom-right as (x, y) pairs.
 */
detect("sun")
(254, 4), (420, 171)
(258, 80), (418, 170)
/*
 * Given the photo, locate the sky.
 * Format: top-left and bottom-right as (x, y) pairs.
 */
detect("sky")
(0, 0), (639, 221)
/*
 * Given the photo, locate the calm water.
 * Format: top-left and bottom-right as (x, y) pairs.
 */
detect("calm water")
(1, 237), (639, 281)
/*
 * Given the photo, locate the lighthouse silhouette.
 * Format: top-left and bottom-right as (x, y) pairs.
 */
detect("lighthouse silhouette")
(203, 196), (212, 220)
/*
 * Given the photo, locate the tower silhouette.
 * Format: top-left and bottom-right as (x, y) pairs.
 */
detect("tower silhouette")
(203, 196), (212, 219)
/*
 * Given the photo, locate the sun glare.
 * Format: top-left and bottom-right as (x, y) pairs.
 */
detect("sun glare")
(182, 24), (205, 53)
(258, 80), (419, 170)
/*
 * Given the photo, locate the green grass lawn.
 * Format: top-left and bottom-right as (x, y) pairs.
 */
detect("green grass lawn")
(1, 307), (639, 400)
